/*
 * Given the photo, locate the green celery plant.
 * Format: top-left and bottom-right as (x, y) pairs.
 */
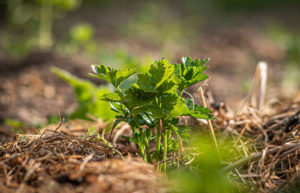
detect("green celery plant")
(90, 56), (213, 171)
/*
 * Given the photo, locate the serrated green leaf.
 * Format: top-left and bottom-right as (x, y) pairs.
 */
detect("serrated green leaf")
(114, 68), (137, 87)
(174, 57), (209, 93)
(176, 125), (191, 142)
(110, 102), (127, 115)
(183, 104), (213, 119)
(136, 59), (176, 93)
(124, 86), (156, 109)
(90, 64), (137, 87)
(132, 93), (180, 119)
(169, 98), (191, 118)
(157, 75), (180, 93)
(99, 93), (122, 102)
(150, 59), (174, 88)
(136, 73), (156, 92)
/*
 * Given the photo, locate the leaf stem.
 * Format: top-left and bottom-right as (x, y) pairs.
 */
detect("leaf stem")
(162, 121), (168, 172)
(155, 120), (162, 169)
(140, 146), (146, 161)
(144, 136), (151, 163)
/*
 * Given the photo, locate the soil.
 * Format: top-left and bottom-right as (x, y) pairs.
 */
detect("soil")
(0, 26), (291, 125)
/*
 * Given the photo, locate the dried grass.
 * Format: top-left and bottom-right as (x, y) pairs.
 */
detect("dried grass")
(212, 95), (300, 192)
(0, 131), (167, 193)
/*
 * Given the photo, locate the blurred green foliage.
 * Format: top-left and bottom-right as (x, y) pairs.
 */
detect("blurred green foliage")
(268, 26), (300, 93)
(212, 0), (300, 11)
(0, 0), (82, 59)
(98, 48), (152, 72)
(70, 24), (94, 43)
(169, 134), (247, 193)
(269, 26), (300, 63)
(124, 2), (182, 42)
(4, 118), (24, 128)
(51, 66), (116, 121)
(121, 1), (196, 58)
(59, 23), (98, 55)
(3, 118), (27, 134)
(39, 0), (81, 10)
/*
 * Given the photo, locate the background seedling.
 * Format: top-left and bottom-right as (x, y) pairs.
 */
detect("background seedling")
(51, 66), (116, 121)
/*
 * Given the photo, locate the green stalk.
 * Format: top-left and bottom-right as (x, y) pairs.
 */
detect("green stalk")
(162, 128), (168, 172)
(161, 119), (168, 172)
(140, 146), (146, 161)
(155, 120), (162, 170)
(100, 125), (113, 148)
(155, 120), (161, 157)
(117, 87), (149, 162)
(144, 137), (151, 163)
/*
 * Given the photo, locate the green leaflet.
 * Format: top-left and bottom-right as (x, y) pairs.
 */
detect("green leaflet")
(132, 93), (179, 119)
(90, 64), (137, 87)
(149, 59), (175, 88)
(174, 56), (209, 93)
(123, 86), (156, 109)
(99, 93), (122, 102)
(136, 74), (156, 92)
(136, 59), (178, 93)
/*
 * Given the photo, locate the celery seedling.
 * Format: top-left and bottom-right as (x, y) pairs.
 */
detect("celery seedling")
(90, 57), (213, 171)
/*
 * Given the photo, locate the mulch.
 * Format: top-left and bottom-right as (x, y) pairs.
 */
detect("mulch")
(212, 92), (300, 192)
(0, 129), (167, 193)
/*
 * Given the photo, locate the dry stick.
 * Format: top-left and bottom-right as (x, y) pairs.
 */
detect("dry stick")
(234, 123), (247, 145)
(154, 155), (180, 166)
(257, 62), (267, 110)
(238, 61), (268, 115)
(198, 87), (220, 156)
(220, 142), (300, 173)
(37, 113), (64, 143)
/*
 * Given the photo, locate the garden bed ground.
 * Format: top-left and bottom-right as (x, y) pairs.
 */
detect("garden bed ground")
(0, 91), (299, 192)
(0, 122), (167, 193)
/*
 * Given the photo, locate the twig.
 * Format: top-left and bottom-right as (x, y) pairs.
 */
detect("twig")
(38, 112), (64, 142)
(234, 123), (247, 145)
(154, 155), (179, 166)
(198, 87), (220, 156)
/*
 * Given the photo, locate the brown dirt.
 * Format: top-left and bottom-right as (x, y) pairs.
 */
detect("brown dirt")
(0, 52), (100, 124)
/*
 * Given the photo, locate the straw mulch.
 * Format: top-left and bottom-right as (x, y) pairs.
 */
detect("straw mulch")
(0, 130), (167, 193)
(212, 94), (300, 192)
